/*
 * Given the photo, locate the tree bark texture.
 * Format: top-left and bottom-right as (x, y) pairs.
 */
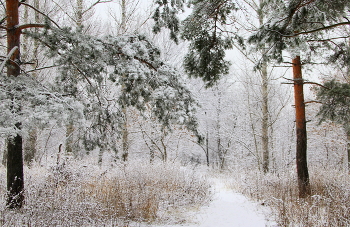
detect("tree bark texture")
(65, 122), (75, 154)
(120, 0), (129, 162)
(76, 0), (83, 27)
(346, 129), (350, 170)
(6, 0), (24, 208)
(261, 62), (269, 173)
(121, 109), (129, 162)
(258, 0), (270, 173)
(206, 128), (209, 167)
(24, 129), (37, 166)
(292, 56), (311, 198)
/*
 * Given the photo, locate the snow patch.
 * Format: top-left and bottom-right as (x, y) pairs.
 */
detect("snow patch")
(162, 180), (277, 227)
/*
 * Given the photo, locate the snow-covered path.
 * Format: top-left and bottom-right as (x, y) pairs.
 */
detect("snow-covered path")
(163, 180), (276, 227)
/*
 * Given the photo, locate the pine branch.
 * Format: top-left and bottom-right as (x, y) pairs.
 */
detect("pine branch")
(280, 22), (350, 38)
(133, 56), (158, 71)
(26, 64), (60, 73)
(306, 36), (350, 42)
(19, 23), (46, 30)
(304, 100), (322, 104)
(303, 81), (329, 89)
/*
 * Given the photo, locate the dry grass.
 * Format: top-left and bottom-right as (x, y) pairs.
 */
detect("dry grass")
(0, 161), (211, 226)
(228, 167), (350, 226)
(81, 163), (211, 223)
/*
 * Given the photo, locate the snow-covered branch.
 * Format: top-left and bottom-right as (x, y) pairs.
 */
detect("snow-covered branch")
(19, 23), (47, 30)
(280, 22), (350, 38)
(0, 46), (18, 72)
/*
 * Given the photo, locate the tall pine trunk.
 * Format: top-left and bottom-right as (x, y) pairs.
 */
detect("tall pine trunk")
(292, 56), (310, 198)
(6, 0), (24, 208)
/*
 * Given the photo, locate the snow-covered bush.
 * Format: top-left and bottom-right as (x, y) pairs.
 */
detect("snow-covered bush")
(0, 161), (211, 226)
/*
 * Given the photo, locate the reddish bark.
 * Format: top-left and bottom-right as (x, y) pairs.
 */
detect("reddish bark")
(292, 56), (311, 198)
(6, 0), (24, 208)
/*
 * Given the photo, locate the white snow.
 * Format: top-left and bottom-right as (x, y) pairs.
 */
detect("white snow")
(162, 180), (276, 227)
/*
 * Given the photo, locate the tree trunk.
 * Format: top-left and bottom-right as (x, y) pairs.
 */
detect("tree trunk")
(7, 132), (24, 208)
(65, 121), (75, 154)
(216, 89), (223, 168)
(346, 129), (350, 170)
(98, 148), (103, 166)
(292, 56), (310, 198)
(120, 0), (129, 162)
(261, 62), (269, 173)
(120, 0), (126, 33)
(76, 0), (83, 27)
(206, 127), (209, 167)
(6, 0), (24, 208)
(121, 108), (129, 162)
(2, 144), (7, 166)
(24, 129), (37, 166)
(258, 0), (270, 173)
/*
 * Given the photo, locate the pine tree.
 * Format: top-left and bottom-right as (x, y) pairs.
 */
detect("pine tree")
(5, 0), (25, 209)
(316, 80), (350, 169)
(28, 27), (201, 160)
(249, 0), (350, 197)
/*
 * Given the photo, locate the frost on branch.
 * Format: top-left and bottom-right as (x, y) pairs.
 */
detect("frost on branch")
(0, 74), (83, 137)
(28, 27), (201, 152)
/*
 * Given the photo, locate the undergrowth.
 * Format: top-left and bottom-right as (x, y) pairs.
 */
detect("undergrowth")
(229, 167), (350, 226)
(0, 160), (211, 226)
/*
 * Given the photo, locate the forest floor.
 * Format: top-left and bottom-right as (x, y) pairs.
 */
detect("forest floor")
(161, 178), (277, 227)
(1, 162), (349, 226)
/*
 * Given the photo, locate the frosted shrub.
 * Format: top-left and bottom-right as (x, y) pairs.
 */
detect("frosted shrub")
(0, 161), (210, 226)
(228, 167), (350, 226)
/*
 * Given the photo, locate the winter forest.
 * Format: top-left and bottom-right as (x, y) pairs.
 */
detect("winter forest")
(0, 0), (350, 226)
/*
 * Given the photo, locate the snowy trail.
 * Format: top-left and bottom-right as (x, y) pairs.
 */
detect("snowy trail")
(163, 180), (276, 227)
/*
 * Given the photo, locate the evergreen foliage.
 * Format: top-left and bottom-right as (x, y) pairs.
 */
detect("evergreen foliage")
(152, 0), (186, 43)
(153, 0), (237, 87)
(182, 0), (236, 87)
(0, 73), (82, 137)
(316, 80), (350, 131)
(249, 0), (350, 132)
(248, 0), (350, 67)
(28, 27), (201, 152)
